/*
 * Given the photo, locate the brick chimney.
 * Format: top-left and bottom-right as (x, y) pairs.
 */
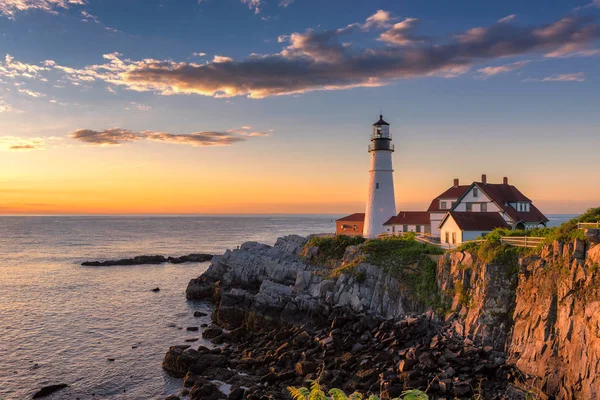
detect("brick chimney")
(453, 178), (459, 187)
(503, 177), (508, 185)
(481, 174), (487, 184)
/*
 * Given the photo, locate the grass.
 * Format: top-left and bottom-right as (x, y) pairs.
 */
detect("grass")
(304, 235), (365, 267)
(302, 234), (446, 312)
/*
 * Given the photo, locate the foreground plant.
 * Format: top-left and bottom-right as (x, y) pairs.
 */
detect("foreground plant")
(288, 380), (429, 400)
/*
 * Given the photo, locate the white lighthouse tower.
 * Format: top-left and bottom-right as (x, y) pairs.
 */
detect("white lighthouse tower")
(363, 114), (397, 238)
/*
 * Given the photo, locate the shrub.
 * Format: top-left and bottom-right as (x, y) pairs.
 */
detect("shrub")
(288, 380), (429, 400)
(304, 235), (366, 266)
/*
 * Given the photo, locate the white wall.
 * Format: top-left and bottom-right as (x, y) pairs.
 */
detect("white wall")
(391, 224), (428, 234)
(430, 212), (447, 237)
(440, 216), (462, 244)
(364, 150), (396, 238)
(453, 186), (499, 212)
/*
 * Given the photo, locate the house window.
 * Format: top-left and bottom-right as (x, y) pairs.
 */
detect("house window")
(473, 188), (479, 197)
(481, 203), (487, 212)
(466, 203), (473, 212)
(403, 225), (408, 232)
(376, 183), (379, 189)
(445, 232), (449, 243)
(452, 232), (456, 244)
(440, 201), (447, 209)
(353, 225), (358, 231)
(416, 225), (421, 233)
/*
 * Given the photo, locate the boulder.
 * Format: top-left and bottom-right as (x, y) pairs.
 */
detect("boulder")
(32, 384), (69, 398)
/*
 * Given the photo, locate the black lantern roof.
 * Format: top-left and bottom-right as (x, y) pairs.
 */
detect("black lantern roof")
(372, 114), (389, 126)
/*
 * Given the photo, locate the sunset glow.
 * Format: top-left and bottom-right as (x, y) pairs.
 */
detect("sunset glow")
(1, 0), (599, 214)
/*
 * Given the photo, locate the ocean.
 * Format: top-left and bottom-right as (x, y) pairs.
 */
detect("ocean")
(0, 214), (576, 399)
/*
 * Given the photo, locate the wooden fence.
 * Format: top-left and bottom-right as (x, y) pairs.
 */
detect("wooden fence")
(500, 236), (546, 248)
(578, 222), (600, 230)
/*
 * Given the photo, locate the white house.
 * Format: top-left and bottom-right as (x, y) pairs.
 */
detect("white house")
(439, 174), (549, 245)
(383, 211), (431, 235)
(427, 179), (470, 238)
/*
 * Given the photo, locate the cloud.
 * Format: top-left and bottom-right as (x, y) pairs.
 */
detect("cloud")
(544, 42), (600, 57)
(71, 126), (272, 147)
(0, 136), (50, 151)
(364, 10), (395, 29)
(279, 0), (294, 8)
(0, 0), (85, 18)
(125, 102), (151, 111)
(192, 52), (207, 57)
(0, 54), (49, 79)
(0, 96), (13, 112)
(72, 128), (141, 145)
(8, 12), (600, 99)
(241, 0), (261, 14)
(523, 72), (585, 82)
(97, 13), (600, 98)
(18, 88), (45, 97)
(80, 10), (98, 23)
(476, 60), (530, 77)
(377, 17), (423, 46)
(498, 14), (517, 24)
(213, 55), (234, 63)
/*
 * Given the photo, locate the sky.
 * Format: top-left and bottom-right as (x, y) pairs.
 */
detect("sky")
(0, 0), (599, 215)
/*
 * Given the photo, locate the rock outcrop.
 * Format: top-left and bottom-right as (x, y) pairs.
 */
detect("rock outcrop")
(438, 232), (600, 399)
(82, 253), (213, 266)
(186, 235), (428, 329)
(175, 231), (600, 399)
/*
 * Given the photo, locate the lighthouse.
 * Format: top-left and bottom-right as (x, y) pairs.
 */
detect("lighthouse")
(363, 114), (397, 238)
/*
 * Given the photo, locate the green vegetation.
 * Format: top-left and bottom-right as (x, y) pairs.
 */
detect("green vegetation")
(288, 380), (428, 400)
(304, 235), (365, 267)
(458, 207), (600, 260)
(358, 234), (444, 271)
(303, 234), (446, 312)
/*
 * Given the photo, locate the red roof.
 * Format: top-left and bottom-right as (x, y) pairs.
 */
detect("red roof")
(472, 183), (548, 224)
(443, 211), (510, 231)
(336, 213), (365, 222)
(427, 185), (470, 212)
(384, 211), (430, 226)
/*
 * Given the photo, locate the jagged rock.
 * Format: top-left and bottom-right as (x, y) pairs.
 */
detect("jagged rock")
(585, 229), (600, 243)
(202, 327), (223, 339)
(162, 346), (198, 378)
(32, 384), (69, 398)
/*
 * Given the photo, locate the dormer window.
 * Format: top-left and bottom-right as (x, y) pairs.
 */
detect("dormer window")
(473, 188), (479, 197)
(440, 201), (447, 209)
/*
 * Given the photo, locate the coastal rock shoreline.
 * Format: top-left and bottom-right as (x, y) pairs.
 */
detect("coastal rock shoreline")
(164, 235), (524, 399)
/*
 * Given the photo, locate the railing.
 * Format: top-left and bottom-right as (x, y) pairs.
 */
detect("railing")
(578, 222), (600, 230)
(500, 236), (546, 248)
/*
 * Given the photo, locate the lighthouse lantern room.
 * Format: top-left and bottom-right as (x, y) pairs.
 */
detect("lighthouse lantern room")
(363, 115), (397, 238)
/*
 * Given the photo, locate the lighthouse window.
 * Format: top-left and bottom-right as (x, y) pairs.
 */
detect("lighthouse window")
(376, 183), (379, 189)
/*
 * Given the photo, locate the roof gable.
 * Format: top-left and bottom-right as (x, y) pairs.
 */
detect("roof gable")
(384, 211), (430, 226)
(427, 185), (470, 212)
(441, 211), (510, 231)
(336, 213), (365, 222)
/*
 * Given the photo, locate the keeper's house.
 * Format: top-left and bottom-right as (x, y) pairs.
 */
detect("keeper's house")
(438, 175), (548, 245)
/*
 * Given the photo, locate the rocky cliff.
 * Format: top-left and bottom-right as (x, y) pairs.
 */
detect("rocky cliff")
(186, 235), (435, 330)
(438, 230), (600, 399)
